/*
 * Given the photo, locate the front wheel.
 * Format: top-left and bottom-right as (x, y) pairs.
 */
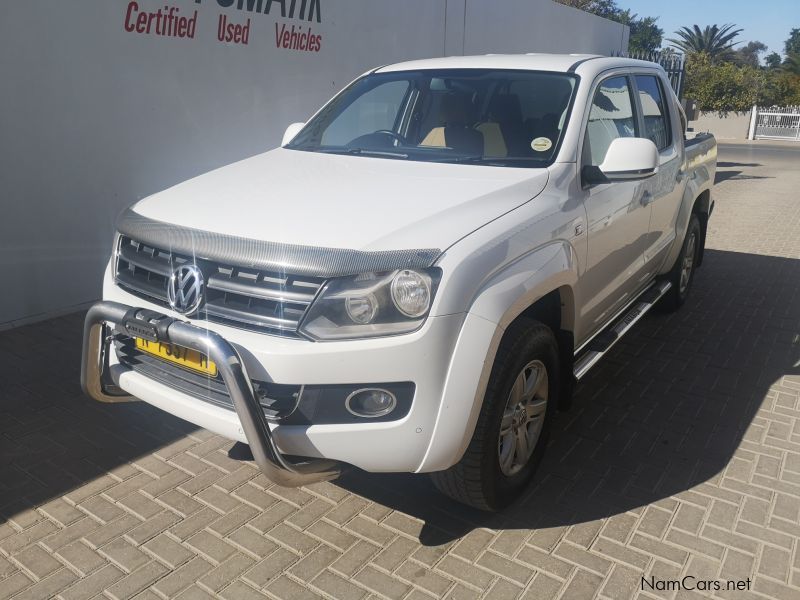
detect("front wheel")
(430, 319), (559, 511)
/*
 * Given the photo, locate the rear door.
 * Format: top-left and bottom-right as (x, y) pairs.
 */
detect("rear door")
(577, 74), (653, 338)
(632, 73), (684, 272)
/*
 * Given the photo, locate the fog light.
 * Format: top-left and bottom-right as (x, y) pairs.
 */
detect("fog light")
(345, 388), (397, 418)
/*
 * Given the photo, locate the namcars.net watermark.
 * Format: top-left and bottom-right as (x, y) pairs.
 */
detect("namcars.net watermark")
(642, 576), (752, 593)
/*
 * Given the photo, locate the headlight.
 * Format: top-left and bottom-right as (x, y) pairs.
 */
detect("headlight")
(299, 268), (441, 341)
(345, 293), (379, 324)
(391, 269), (432, 317)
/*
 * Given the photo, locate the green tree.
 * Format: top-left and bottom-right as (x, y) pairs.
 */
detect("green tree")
(552, 0), (619, 19)
(778, 29), (800, 76)
(667, 24), (742, 61)
(660, 47), (678, 58)
(784, 28), (800, 56)
(761, 70), (800, 106)
(553, 0), (662, 53)
(628, 16), (664, 53)
(684, 53), (765, 112)
(734, 41), (767, 67)
(784, 53), (800, 75)
(765, 52), (783, 69)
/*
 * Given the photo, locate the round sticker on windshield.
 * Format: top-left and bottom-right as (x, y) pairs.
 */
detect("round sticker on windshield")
(531, 137), (553, 152)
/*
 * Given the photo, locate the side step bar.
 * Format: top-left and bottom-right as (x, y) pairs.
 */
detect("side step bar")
(573, 280), (672, 380)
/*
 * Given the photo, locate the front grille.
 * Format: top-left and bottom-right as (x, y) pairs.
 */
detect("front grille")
(115, 235), (325, 337)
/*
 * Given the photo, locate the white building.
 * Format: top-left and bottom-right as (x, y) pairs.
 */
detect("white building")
(0, 0), (628, 328)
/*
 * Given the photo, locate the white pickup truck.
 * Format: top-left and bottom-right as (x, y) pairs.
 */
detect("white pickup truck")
(82, 54), (716, 510)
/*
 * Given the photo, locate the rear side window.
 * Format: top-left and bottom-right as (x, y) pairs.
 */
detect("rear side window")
(583, 76), (637, 167)
(635, 75), (671, 150)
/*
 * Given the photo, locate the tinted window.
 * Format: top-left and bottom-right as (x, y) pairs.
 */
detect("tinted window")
(635, 75), (670, 150)
(583, 76), (637, 167)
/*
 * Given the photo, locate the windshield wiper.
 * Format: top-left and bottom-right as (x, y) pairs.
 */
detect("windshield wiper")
(431, 155), (486, 164)
(318, 148), (409, 159)
(433, 155), (549, 166)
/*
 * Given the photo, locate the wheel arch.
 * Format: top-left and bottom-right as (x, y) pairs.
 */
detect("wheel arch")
(663, 180), (714, 274)
(418, 244), (579, 473)
(468, 241), (580, 414)
(468, 240), (579, 332)
(506, 285), (576, 412)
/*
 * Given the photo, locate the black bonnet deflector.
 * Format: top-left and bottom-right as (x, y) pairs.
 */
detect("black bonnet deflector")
(116, 208), (441, 278)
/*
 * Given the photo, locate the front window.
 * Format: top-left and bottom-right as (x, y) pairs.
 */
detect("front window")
(583, 76), (638, 167)
(287, 69), (578, 168)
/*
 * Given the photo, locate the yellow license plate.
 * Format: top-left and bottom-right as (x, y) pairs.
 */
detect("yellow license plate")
(135, 338), (218, 377)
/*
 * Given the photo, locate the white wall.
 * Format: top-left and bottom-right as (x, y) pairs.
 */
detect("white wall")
(0, 0), (627, 328)
(691, 111), (752, 141)
(462, 0), (629, 55)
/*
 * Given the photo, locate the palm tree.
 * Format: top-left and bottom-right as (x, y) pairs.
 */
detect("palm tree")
(667, 24), (742, 61)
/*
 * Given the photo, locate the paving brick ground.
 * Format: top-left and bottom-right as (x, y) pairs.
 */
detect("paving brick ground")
(1, 141), (799, 599)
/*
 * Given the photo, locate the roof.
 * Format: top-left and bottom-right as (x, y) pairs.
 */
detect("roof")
(376, 54), (664, 78)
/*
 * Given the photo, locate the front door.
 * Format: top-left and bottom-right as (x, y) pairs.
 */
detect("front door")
(578, 75), (654, 341)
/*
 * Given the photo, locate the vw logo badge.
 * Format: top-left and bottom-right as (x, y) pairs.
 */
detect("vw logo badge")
(167, 264), (204, 315)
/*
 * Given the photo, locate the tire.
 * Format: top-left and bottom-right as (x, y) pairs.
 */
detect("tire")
(430, 319), (559, 511)
(659, 213), (702, 312)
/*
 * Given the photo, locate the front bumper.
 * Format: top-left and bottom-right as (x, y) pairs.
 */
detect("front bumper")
(80, 301), (340, 487)
(100, 262), (475, 472)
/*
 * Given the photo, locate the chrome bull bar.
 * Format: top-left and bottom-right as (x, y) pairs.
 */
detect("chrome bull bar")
(80, 301), (341, 487)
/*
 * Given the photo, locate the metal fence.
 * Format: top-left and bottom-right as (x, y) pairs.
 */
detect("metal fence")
(612, 50), (686, 98)
(752, 106), (800, 140)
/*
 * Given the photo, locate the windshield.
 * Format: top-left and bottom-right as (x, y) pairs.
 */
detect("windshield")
(286, 69), (578, 167)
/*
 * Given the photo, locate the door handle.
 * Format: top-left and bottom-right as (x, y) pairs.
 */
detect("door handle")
(676, 169), (686, 183)
(640, 191), (653, 206)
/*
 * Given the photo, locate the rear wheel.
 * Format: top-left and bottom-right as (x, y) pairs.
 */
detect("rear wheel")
(659, 214), (702, 312)
(430, 319), (558, 511)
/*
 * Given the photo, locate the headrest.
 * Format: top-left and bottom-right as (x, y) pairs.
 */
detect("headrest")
(488, 94), (523, 124)
(439, 93), (473, 126)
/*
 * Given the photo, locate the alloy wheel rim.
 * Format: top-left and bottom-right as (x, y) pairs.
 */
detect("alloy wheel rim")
(498, 360), (549, 477)
(680, 231), (697, 294)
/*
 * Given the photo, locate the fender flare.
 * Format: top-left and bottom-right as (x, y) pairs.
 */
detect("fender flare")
(468, 240), (578, 328)
(662, 162), (714, 273)
(417, 241), (579, 472)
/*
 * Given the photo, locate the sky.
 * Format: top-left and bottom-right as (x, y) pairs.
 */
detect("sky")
(619, 0), (795, 59)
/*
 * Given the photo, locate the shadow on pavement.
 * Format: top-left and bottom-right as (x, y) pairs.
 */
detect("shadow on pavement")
(335, 249), (800, 545)
(0, 313), (197, 523)
(715, 162), (762, 168)
(714, 171), (771, 184)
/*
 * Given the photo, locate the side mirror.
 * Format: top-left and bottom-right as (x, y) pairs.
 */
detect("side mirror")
(583, 137), (659, 185)
(281, 122), (305, 147)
